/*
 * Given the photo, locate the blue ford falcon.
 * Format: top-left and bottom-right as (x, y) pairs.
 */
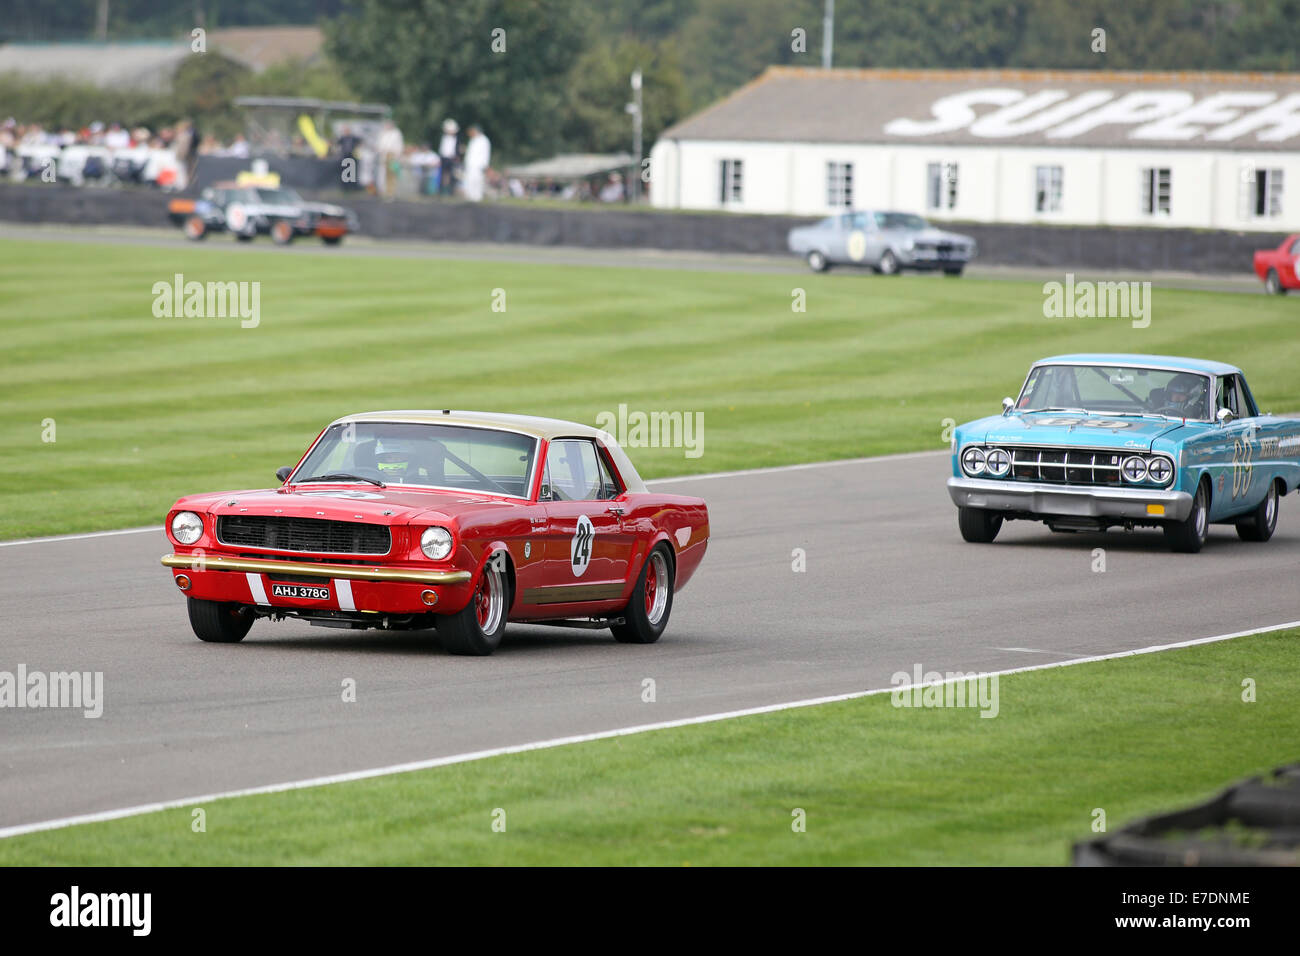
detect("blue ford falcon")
(947, 354), (1300, 552)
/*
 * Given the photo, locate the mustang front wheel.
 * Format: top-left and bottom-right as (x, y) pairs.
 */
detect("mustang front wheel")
(957, 507), (1002, 543)
(612, 545), (673, 644)
(438, 561), (509, 655)
(187, 597), (253, 643)
(1237, 480), (1279, 541)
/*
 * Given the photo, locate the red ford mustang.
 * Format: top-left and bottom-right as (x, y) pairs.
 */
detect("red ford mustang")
(1253, 234), (1300, 294)
(161, 411), (709, 655)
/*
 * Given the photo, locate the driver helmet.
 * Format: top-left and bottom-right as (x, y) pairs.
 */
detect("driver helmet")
(1166, 373), (1205, 407)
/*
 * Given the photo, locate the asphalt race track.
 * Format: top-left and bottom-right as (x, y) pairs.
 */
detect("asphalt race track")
(3, 450), (1299, 829)
(0, 222), (1263, 292)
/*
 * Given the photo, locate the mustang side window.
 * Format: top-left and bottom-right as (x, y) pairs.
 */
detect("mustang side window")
(545, 439), (609, 501)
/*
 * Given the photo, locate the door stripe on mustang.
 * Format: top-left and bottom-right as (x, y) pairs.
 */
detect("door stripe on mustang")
(245, 572), (269, 605)
(335, 579), (355, 611)
(521, 583), (626, 605)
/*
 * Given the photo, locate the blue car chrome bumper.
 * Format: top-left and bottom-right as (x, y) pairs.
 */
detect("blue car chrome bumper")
(947, 477), (1193, 522)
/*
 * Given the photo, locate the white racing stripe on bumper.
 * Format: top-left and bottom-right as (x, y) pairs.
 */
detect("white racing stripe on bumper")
(245, 572), (269, 605)
(335, 579), (355, 611)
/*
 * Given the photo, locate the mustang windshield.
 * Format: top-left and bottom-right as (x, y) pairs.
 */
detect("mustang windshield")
(1017, 365), (1213, 421)
(293, 422), (538, 498)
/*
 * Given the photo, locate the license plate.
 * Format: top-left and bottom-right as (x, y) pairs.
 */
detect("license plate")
(271, 583), (331, 601)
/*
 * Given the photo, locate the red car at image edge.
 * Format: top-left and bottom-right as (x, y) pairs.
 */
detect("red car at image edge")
(1253, 233), (1300, 294)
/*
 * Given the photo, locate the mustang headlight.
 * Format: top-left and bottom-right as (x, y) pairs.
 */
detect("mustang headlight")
(420, 526), (454, 560)
(1147, 457), (1172, 484)
(984, 448), (1011, 477)
(171, 511), (203, 545)
(961, 446), (987, 476)
(1121, 456), (1149, 483)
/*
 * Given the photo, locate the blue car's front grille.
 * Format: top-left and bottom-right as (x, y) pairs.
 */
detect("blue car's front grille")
(1010, 447), (1123, 486)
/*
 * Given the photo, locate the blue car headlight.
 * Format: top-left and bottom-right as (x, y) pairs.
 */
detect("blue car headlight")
(961, 446), (987, 476)
(984, 447), (1011, 477)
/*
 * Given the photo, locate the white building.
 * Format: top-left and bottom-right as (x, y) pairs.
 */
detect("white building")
(650, 67), (1300, 232)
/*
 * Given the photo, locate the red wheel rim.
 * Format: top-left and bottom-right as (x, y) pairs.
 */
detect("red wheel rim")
(644, 561), (657, 615)
(475, 576), (489, 628)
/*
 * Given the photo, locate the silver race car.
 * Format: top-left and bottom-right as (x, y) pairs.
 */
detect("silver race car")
(788, 210), (976, 275)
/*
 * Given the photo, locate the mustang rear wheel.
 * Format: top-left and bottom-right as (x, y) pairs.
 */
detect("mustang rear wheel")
(807, 250), (828, 272)
(1166, 479), (1210, 552)
(187, 597), (253, 643)
(612, 545), (673, 644)
(1265, 270), (1285, 295)
(438, 560), (509, 656)
(1237, 480), (1280, 542)
(957, 507), (1002, 543)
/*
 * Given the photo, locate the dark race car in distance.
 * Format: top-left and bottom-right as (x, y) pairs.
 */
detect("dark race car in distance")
(167, 182), (359, 245)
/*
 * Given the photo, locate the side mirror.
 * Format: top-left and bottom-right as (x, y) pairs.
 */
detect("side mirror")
(1216, 408), (1235, 425)
(276, 466), (293, 482)
(1001, 397), (1015, 415)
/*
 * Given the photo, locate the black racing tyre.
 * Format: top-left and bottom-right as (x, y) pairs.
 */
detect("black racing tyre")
(807, 250), (828, 272)
(1237, 480), (1280, 542)
(877, 250), (899, 275)
(611, 545), (673, 644)
(271, 220), (294, 245)
(1166, 479), (1210, 552)
(438, 560), (510, 656)
(957, 507), (1002, 543)
(187, 597), (253, 643)
(183, 215), (207, 240)
(1265, 270), (1284, 295)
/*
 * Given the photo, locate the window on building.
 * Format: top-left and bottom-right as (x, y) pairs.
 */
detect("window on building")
(1141, 168), (1171, 215)
(719, 159), (743, 205)
(826, 161), (853, 208)
(926, 162), (958, 211)
(1242, 167), (1283, 218)
(1034, 165), (1063, 213)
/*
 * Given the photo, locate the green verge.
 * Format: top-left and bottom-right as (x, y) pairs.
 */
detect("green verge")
(2, 629), (1294, 865)
(2, 237), (1298, 539)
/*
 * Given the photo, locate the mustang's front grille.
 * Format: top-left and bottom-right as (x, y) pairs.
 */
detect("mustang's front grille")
(217, 515), (391, 555)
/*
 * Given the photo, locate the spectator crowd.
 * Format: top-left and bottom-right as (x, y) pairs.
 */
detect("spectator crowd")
(1, 114), (633, 204)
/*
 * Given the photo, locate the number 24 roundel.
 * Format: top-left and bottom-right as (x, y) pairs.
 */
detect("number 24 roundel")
(571, 514), (594, 577)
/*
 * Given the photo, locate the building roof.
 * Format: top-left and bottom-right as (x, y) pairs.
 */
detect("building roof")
(660, 66), (1300, 151)
(1035, 354), (1242, 375)
(210, 26), (324, 72)
(505, 153), (634, 180)
(0, 42), (196, 94)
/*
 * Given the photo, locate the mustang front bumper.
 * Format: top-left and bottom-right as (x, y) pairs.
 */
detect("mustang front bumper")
(161, 553), (474, 614)
(947, 477), (1193, 522)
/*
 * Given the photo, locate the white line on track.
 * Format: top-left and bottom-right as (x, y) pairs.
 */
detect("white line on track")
(0, 450), (951, 547)
(2, 617), (1296, 841)
(0, 526), (163, 548)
